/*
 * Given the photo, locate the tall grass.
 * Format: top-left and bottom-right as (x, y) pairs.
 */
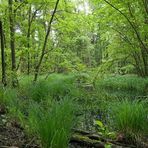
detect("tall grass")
(19, 74), (81, 101)
(109, 99), (148, 143)
(96, 75), (148, 95)
(28, 99), (75, 148)
(25, 80), (50, 101)
(1, 74), (148, 147)
(46, 74), (81, 99)
(2, 88), (27, 124)
(1, 82), (76, 148)
(2, 88), (18, 115)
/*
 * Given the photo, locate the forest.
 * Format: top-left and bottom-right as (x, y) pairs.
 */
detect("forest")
(0, 0), (148, 147)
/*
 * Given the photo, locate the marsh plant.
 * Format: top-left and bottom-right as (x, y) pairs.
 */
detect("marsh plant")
(109, 99), (148, 144)
(28, 99), (76, 148)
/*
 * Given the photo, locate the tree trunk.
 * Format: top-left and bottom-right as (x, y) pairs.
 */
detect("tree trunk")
(141, 48), (148, 77)
(9, 0), (18, 87)
(27, 5), (31, 75)
(0, 21), (7, 86)
(34, 0), (60, 82)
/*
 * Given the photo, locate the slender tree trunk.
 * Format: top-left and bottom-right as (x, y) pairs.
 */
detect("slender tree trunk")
(127, 2), (148, 77)
(141, 48), (148, 76)
(26, 5), (43, 75)
(27, 5), (31, 75)
(0, 21), (7, 86)
(132, 52), (144, 77)
(9, 0), (18, 87)
(34, 0), (60, 82)
(16, 56), (22, 71)
(142, 2), (148, 77)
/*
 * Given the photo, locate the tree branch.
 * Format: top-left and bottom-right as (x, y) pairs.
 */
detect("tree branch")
(103, 0), (148, 54)
(14, 0), (27, 13)
(34, 0), (60, 81)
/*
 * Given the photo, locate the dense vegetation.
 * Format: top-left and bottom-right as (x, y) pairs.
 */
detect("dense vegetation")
(0, 0), (148, 148)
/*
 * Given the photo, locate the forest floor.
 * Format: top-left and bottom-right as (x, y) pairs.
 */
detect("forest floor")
(0, 74), (147, 148)
(0, 105), (138, 148)
(0, 105), (39, 148)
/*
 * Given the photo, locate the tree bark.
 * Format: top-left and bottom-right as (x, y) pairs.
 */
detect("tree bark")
(0, 21), (7, 86)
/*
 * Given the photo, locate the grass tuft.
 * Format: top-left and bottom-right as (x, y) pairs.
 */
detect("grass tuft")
(109, 99), (148, 143)
(27, 98), (75, 148)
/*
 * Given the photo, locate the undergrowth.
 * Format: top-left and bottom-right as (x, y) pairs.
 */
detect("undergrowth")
(109, 99), (148, 144)
(27, 99), (75, 148)
(0, 74), (147, 147)
(96, 75), (148, 96)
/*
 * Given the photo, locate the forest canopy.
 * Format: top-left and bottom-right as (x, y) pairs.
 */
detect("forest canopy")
(0, 0), (147, 85)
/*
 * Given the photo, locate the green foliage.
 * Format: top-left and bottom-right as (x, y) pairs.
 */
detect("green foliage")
(24, 80), (50, 102)
(0, 0), (147, 146)
(94, 120), (116, 139)
(96, 75), (148, 95)
(0, 73), (148, 147)
(3, 88), (18, 108)
(27, 99), (75, 148)
(18, 74), (83, 102)
(0, 88), (26, 124)
(0, 77), (77, 147)
(0, 85), (4, 104)
(109, 99), (148, 142)
(46, 74), (81, 99)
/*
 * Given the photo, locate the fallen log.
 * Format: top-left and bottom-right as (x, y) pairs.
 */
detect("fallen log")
(70, 133), (105, 148)
(70, 129), (136, 148)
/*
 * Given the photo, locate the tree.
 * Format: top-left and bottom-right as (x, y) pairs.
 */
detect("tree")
(91, 0), (148, 76)
(103, 0), (148, 76)
(34, 0), (60, 81)
(0, 20), (6, 86)
(9, 0), (18, 86)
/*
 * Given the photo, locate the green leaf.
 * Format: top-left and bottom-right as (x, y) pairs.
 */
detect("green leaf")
(105, 143), (112, 148)
(94, 120), (103, 128)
